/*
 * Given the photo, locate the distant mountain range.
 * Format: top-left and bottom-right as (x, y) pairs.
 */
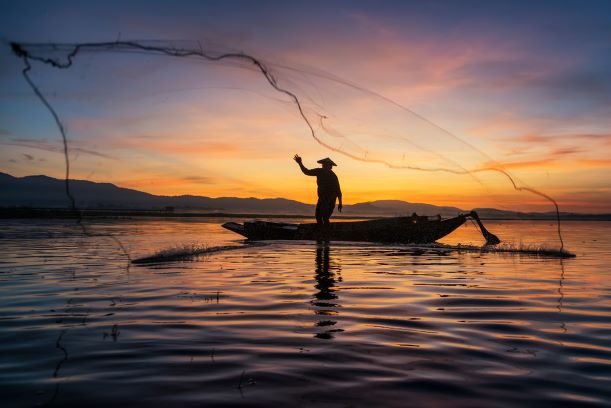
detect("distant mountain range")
(1, 172), (608, 220)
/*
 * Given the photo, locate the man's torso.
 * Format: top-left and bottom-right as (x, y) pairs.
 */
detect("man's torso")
(312, 168), (340, 198)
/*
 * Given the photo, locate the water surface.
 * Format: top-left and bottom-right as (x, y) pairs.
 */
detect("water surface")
(1, 219), (610, 407)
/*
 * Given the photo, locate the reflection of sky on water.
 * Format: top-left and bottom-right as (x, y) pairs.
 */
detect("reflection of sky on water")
(0, 218), (609, 406)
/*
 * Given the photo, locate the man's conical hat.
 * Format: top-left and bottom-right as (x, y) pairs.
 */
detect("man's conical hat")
(317, 157), (337, 166)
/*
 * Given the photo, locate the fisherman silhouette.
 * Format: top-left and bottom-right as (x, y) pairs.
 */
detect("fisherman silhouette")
(294, 154), (343, 228)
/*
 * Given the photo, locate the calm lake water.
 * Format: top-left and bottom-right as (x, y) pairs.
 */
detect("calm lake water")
(1, 218), (610, 407)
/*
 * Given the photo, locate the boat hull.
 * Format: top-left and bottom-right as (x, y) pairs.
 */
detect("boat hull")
(222, 214), (467, 244)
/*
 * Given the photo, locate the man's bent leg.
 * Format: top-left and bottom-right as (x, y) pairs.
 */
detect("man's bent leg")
(315, 199), (325, 226)
(320, 198), (335, 227)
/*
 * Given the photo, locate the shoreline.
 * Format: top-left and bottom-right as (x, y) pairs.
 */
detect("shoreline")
(1, 208), (610, 221)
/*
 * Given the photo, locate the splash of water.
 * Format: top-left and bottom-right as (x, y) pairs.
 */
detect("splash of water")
(453, 242), (575, 258)
(132, 242), (267, 264)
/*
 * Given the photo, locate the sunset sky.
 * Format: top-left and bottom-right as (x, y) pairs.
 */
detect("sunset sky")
(1, 1), (610, 213)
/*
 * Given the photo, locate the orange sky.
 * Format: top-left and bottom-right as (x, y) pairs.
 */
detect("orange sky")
(1, 2), (610, 213)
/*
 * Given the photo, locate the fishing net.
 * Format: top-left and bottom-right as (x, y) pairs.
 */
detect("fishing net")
(8, 40), (568, 254)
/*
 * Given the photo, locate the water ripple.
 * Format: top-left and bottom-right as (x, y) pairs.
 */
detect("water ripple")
(0, 219), (610, 407)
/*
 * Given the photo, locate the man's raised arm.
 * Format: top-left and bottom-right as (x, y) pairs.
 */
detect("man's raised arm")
(293, 154), (316, 176)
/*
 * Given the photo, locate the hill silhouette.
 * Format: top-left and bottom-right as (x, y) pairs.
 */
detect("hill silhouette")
(1, 172), (608, 220)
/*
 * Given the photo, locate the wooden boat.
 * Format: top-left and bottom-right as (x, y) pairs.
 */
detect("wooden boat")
(222, 211), (500, 245)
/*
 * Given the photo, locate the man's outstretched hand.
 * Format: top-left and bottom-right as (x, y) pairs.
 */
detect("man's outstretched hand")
(293, 154), (302, 164)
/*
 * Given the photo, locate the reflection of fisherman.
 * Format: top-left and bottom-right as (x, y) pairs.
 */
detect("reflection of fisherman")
(293, 155), (343, 227)
(313, 243), (341, 339)
(314, 244), (337, 303)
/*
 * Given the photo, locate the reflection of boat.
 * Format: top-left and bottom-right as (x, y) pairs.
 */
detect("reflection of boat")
(223, 211), (499, 244)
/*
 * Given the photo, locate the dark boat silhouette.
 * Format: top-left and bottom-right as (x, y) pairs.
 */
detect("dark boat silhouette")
(222, 211), (500, 244)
